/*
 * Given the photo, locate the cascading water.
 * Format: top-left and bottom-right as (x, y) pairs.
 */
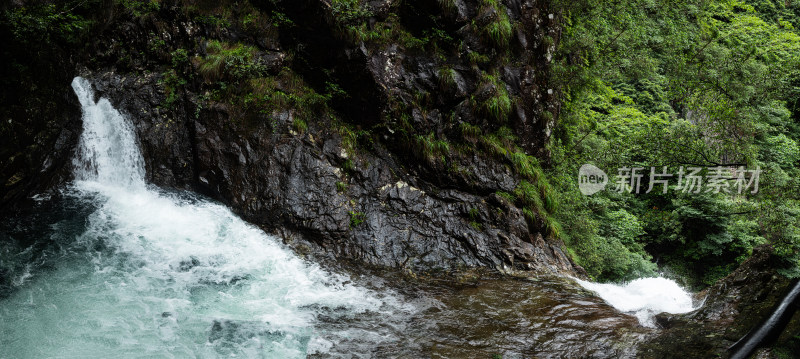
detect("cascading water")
(0, 76), (711, 358)
(71, 77), (146, 190)
(574, 277), (697, 327)
(0, 77), (406, 358)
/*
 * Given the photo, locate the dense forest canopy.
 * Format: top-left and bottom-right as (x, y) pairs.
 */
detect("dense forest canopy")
(552, 0), (800, 286)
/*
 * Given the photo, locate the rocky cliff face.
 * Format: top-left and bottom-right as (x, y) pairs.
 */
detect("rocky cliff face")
(4, 1), (800, 356)
(1, 0), (575, 275)
(88, 71), (575, 274)
(0, 5), (82, 211)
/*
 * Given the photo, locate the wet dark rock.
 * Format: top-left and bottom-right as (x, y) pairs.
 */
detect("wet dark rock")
(382, 275), (653, 358)
(2, 1), (800, 357)
(21, 0), (578, 276)
(640, 245), (800, 358)
(81, 66), (576, 275)
(88, 72), (196, 189)
(208, 319), (288, 352)
(178, 256), (201, 272)
(0, 61), (81, 214)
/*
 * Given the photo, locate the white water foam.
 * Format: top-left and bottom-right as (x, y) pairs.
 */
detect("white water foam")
(574, 277), (697, 327)
(71, 77), (146, 190)
(0, 77), (406, 358)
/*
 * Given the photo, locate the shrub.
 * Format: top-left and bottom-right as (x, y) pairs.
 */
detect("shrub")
(571, 234), (658, 282)
(349, 211), (366, 228)
(161, 69), (186, 108)
(480, 133), (510, 157)
(413, 132), (450, 165)
(460, 122), (482, 141)
(331, 0), (370, 24)
(761, 133), (800, 168)
(516, 180), (546, 214)
(120, 0), (160, 17)
(478, 74), (512, 122)
(336, 181), (348, 192)
(438, 67), (459, 92)
(438, 0), (457, 16)
(485, 11), (512, 48)
(197, 40), (264, 83)
(484, 88), (512, 121)
(468, 51), (490, 65)
(4, 3), (93, 45)
(292, 118), (307, 133)
(496, 191), (516, 203)
(480, 0), (513, 49)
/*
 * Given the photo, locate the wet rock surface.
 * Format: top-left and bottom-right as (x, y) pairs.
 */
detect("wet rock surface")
(3, 1), (800, 356)
(640, 245), (800, 358)
(394, 275), (652, 358)
(88, 68), (575, 274)
(58, 0), (577, 275)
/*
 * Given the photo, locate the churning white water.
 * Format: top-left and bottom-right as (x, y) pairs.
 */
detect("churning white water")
(574, 277), (697, 327)
(0, 77), (405, 358)
(71, 77), (146, 190)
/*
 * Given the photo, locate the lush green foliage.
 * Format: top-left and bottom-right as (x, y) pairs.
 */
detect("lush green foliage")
(197, 40), (265, 83)
(551, 0), (800, 285)
(413, 133), (451, 165)
(4, 4), (93, 45)
(120, 0), (160, 17)
(12, 0), (797, 289)
(477, 73), (512, 122)
(480, 0), (513, 49)
(349, 211), (366, 228)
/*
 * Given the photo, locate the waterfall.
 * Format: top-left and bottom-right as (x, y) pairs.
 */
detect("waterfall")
(574, 277), (697, 327)
(0, 77), (404, 358)
(1, 76), (710, 358)
(71, 77), (146, 190)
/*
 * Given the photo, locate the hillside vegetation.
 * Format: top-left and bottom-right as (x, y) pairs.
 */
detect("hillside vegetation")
(2, 0), (799, 288)
(551, 0), (800, 287)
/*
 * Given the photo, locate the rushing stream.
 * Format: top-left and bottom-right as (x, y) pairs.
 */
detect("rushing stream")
(0, 77), (699, 358)
(0, 77), (411, 358)
(573, 277), (697, 327)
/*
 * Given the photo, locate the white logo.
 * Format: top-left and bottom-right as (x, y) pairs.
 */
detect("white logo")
(579, 164), (608, 196)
